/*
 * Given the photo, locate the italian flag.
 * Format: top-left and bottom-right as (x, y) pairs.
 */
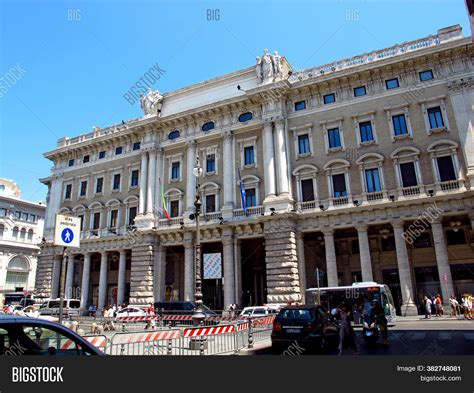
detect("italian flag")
(161, 182), (170, 219)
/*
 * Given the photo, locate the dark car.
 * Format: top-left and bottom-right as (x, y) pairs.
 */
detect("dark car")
(0, 316), (104, 356)
(271, 305), (339, 354)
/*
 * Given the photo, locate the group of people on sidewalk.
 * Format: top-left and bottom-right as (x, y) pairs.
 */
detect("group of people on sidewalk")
(422, 294), (473, 319)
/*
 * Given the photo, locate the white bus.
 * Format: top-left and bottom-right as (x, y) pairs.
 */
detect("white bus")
(305, 282), (397, 324)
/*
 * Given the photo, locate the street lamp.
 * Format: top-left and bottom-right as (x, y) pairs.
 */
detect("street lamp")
(192, 155), (205, 326)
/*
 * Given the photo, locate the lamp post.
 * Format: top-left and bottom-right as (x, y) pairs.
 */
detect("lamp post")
(192, 155), (205, 326)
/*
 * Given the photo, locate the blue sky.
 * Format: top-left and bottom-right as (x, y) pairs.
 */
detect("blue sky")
(0, 0), (470, 202)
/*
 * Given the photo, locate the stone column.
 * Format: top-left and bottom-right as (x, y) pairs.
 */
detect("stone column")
(186, 140), (197, 212)
(50, 256), (61, 299)
(139, 152), (148, 215)
(153, 245), (167, 302)
(80, 253), (91, 309)
(262, 122), (277, 199)
(146, 149), (157, 214)
(392, 221), (418, 316)
(183, 233), (194, 301)
(117, 250), (127, 305)
(222, 131), (235, 213)
(233, 238), (242, 306)
(222, 229), (235, 307)
(356, 224), (374, 282)
(274, 119), (290, 196)
(65, 255), (75, 298)
(431, 220), (455, 310)
(295, 232), (307, 299)
(129, 240), (155, 305)
(98, 252), (108, 311)
(322, 229), (338, 287)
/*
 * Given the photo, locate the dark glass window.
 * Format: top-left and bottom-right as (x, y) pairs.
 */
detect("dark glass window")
(359, 121), (374, 142)
(96, 177), (104, 193)
(419, 70), (434, 82)
(170, 200), (180, 217)
(332, 174), (347, 197)
(450, 263), (474, 280)
(68, 159), (75, 167)
(381, 236), (395, 251)
(205, 194), (216, 213)
(131, 170), (139, 187)
(351, 239), (360, 254)
(392, 114), (408, 136)
(115, 146), (123, 155)
(80, 181), (87, 197)
(399, 162), (418, 187)
(323, 93), (335, 104)
(83, 155), (90, 163)
(206, 154), (215, 173)
(92, 212), (101, 230)
(328, 127), (341, 148)
(78, 215), (84, 231)
(238, 112), (253, 122)
(436, 156), (456, 182)
(133, 142), (141, 151)
(171, 162), (180, 180)
(245, 188), (256, 207)
(65, 184), (72, 200)
(98, 151), (106, 159)
(295, 101), (306, 111)
(427, 107), (444, 129)
(168, 130), (180, 140)
(244, 146), (255, 165)
(365, 168), (381, 192)
(413, 232), (432, 248)
(385, 78), (399, 89)
(301, 179), (314, 202)
(354, 86), (367, 97)
(298, 134), (310, 155)
(113, 174), (121, 190)
(128, 207), (137, 226)
(201, 122), (215, 132)
(446, 229), (466, 245)
(109, 210), (118, 228)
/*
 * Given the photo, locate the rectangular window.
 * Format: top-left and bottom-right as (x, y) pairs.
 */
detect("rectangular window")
(436, 156), (456, 182)
(359, 121), (374, 142)
(98, 151), (106, 159)
(301, 179), (315, 202)
(298, 134), (310, 155)
(113, 174), (121, 190)
(328, 127), (341, 148)
(132, 142), (141, 151)
(171, 162), (180, 180)
(245, 188), (256, 207)
(79, 181), (87, 197)
(83, 155), (90, 163)
(68, 159), (75, 167)
(354, 86), (367, 97)
(78, 215), (84, 231)
(205, 194), (216, 213)
(385, 78), (399, 89)
(131, 170), (139, 187)
(332, 174), (347, 197)
(115, 146), (123, 155)
(244, 146), (255, 165)
(65, 184), (72, 200)
(21, 212), (28, 221)
(294, 100), (306, 111)
(28, 214), (36, 223)
(0, 208), (6, 217)
(206, 154), (216, 173)
(351, 240), (360, 254)
(419, 70), (434, 82)
(381, 236), (396, 251)
(92, 212), (101, 230)
(392, 114), (408, 136)
(96, 177), (104, 194)
(365, 168), (381, 192)
(15, 211), (21, 219)
(446, 229), (466, 245)
(128, 206), (137, 226)
(399, 162), (418, 187)
(413, 233), (432, 248)
(170, 200), (180, 217)
(109, 210), (118, 228)
(427, 106), (444, 129)
(323, 93), (335, 104)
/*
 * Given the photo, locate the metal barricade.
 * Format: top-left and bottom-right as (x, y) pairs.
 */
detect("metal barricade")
(106, 329), (181, 355)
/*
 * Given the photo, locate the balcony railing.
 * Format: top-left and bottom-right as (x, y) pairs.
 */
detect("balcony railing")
(439, 180), (461, 192)
(233, 206), (264, 217)
(366, 191), (384, 202)
(401, 185), (421, 198)
(297, 201), (318, 211)
(332, 196), (349, 207)
(158, 217), (183, 227)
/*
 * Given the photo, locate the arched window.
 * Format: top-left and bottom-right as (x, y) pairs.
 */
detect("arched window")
(5, 256), (29, 291)
(20, 228), (26, 241)
(201, 121), (215, 132)
(12, 226), (19, 239)
(168, 130), (180, 140)
(0, 224), (4, 239)
(238, 112), (253, 123)
(27, 229), (34, 242)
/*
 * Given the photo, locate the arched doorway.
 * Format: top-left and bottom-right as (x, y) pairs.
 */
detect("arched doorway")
(5, 256), (30, 292)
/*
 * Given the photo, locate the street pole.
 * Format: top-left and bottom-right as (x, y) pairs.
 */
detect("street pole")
(58, 247), (67, 323)
(316, 268), (320, 305)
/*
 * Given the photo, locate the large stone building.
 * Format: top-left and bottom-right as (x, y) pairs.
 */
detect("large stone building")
(0, 178), (45, 304)
(35, 25), (474, 315)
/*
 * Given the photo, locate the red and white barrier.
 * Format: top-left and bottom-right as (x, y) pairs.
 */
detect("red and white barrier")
(84, 335), (108, 349)
(116, 316), (157, 322)
(111, 330), (181, 345)
(183, 325), (235, 337)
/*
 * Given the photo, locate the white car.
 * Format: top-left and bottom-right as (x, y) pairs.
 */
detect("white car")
(239, 306), (270, 319)
(115, 307), (147, 320)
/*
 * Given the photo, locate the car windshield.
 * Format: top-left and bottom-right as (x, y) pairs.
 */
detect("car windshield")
(278, 309), (315, 321)
(253, 309), (266, 314)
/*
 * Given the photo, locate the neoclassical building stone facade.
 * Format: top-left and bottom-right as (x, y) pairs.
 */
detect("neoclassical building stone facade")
(36, 25), (474, 315)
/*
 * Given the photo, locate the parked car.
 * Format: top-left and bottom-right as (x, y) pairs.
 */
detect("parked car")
(115, 307), (147, 320)
(154, 301), (218, 326)
(271, 305), (339, 354)
(239, 306), (270, 319)
(39, 299), (81, 317)
(0, 315), (104, 355)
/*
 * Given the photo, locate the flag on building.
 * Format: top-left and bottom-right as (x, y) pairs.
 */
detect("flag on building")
(160, 180), (170, 219)
(238, 168), (247, 215)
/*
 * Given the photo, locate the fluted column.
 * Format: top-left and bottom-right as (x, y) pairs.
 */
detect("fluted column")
(153, 245), (167, 301)
(65, 255), (75, 298)
(80, 253), (91, 309)
(392, 221), (417, 316)
(146, 149), (157, 214)
(222, 229), (235, 307)
(431, 220), (455, 309)
(356, 224), (374, 282)
(98, 252), (108, 311)
(296, 232), (307, 297)
(183, 235), (194, 301)
(50, 256), (61, 298)
(139, 152), (148, 214)
(262, 122), (276, 198)
(274, 119), (290, 195)
(222, 131), (235, 208)
(234, 238), (242, 306)
(186, 140), (197, 212)
(322, 229), (338, 287)
(117, 250), (127, 305)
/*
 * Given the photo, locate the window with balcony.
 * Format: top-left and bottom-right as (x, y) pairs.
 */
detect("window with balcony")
(128, 206), (137, 226)
(170, 200), (180, 217)
(332, 174), (347, 197)
(301, 179), (315, 202)
(131, 170), (139, 187)
(109, 209), (118, 229)
(92, 212), (101, 230)
(245, 188), (256, 207)
(365, 168), (382, 193)
(205, 194), (216, 213)
(436, 156), (456, 182)
(399, 162), (418, 187)
(78, 215), (84, 231)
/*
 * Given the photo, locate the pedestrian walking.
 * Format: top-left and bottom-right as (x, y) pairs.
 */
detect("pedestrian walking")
(434, 294), (443, 317)
(337, 306), (359, 355)
(463, 294), (472, 320)
(370, 300), (389, 345)
(424, 296), (432, 319)
(449, 296), (460, 317)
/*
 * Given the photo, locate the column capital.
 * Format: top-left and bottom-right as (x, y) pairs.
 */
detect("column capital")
(274, 118), (285, 129)
(391, 220), (405, 229)
(222, 130), (233, 141)
(355, 224), (369, 232)
(321, 228), (334, 236)
(185, 138), (197, 148)
(119, 249), (127, 257)
(295, 231), (305, 240)
(263, 121), (273, 132)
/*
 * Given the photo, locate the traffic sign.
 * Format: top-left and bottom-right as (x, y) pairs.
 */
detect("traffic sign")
(54, 214), (81, 248)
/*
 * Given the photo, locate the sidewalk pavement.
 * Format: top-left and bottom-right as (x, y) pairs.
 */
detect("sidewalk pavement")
(396, 315), (472, 322)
